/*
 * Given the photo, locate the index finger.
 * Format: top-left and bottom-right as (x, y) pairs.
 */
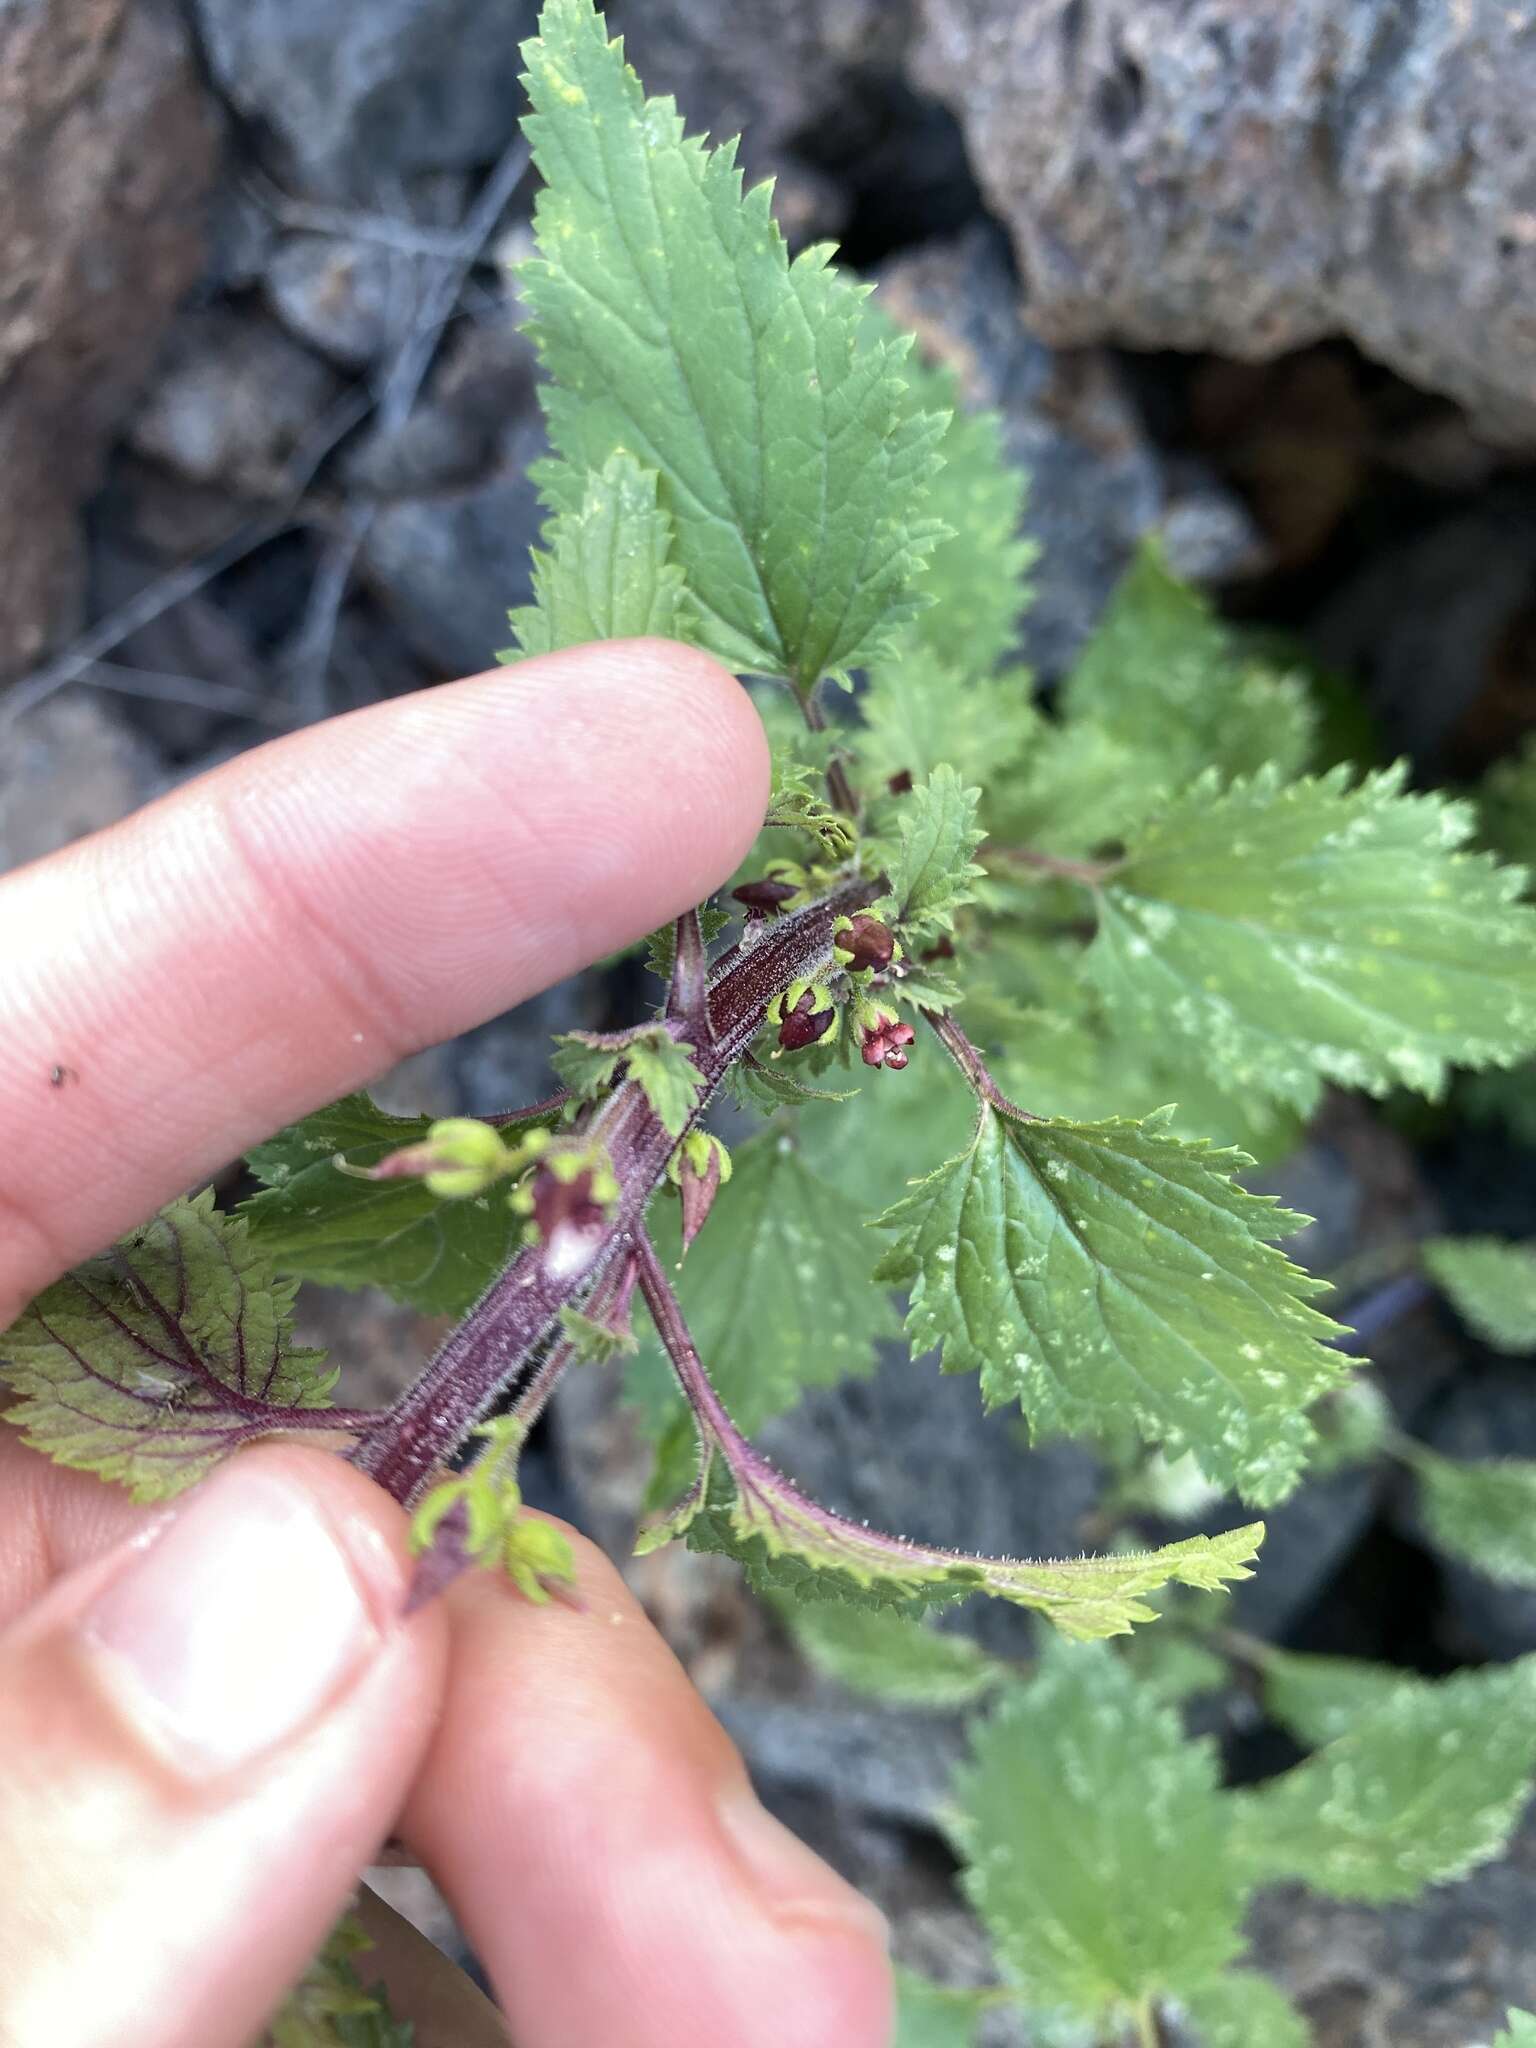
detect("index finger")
(0, 641), (767, 1323)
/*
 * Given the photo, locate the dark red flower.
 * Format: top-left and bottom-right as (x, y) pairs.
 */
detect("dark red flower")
(732, 877), (799, 914)
(778, 986), (835, 1050)
(836, 914), (896, 974)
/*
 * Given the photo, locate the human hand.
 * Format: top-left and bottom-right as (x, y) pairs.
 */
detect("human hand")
(0, 642), (894, 2048)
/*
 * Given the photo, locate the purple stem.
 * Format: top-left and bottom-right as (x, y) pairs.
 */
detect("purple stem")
(353, 878), (873, 1503)
(922, 1009), (1036, 1122)
(665, 906), (712, 1040)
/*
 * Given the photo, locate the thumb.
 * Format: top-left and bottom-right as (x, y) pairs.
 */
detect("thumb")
(0, 1445), (447, 2048)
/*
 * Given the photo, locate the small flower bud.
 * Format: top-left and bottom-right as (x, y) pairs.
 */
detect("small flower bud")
(354, 1116), (511, 1198)
(670, 1130), (731, 1252)
(778, 984), (835, 1051)
(516, 1147), (618, 1280)
(834, 913), (896, 974)
(732, 877), (799, 914)
(860, 1017), (915, 1070)
(887, 768), (914, 796)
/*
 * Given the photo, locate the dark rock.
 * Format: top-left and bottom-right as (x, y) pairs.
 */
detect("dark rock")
(914, 0), (1536, 447)
(264, 233), (400, 367)
(717, 1698), (968, 1831)
(876, 226), (1263, 679)
(128, 306), (346, 500)
(0, 694), (160, 871)
(1308, 483), (1536, 772)
(357, 418), (546, 677)
(0, 0), (219, 683)
(192, 0), (537, 198)
(1242, 1802), (1536, 2046)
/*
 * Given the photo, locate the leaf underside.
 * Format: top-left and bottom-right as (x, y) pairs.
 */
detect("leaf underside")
(0, 1192), (335, 1502)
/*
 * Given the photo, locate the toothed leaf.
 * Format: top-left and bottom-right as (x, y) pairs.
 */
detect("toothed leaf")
(949, 1644), (1244, 2022)
(1423, 1235), (1536, 1353)
(880, 764), (985, 942)
(1089, 765), (1536, 1108)
(1179, 1972), (1308, 2048)
(241, 1094), (555, 1316)
(0, 1191), (335, 1502)
(856, 646), (1038, 793)
(1404, 1442), (1536, 1589)
(1260, 1649), (1427, 1750)
(1231, 1657), (1536, 1901)
(1061, 539), (1314, 786)
(503, 451), (693, 658)
(521, 0), (947, 690)
(873, 1104), (1344, 1505)
(653, 1454), (1262, 1639)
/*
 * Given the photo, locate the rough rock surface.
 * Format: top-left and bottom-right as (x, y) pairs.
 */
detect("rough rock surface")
(914, 0), (1536, 446)
(0, 694), (160, 872)
(0, 0), (218, 681)
(193, 0), (536, 197)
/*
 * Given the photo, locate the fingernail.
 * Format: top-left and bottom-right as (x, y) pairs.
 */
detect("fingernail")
(716, 1785), (891, 1946)
(80, 1459), (384, 1777)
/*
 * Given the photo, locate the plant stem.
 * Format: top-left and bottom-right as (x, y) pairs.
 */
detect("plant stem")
(352, 876), (873, 1503)
(923, 1009), (1037, 1122)
(799, 684), (860, 818)
(989, 843), (1119, 886)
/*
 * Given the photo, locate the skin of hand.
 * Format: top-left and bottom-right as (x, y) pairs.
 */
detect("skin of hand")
(0, 640), (894, 2048)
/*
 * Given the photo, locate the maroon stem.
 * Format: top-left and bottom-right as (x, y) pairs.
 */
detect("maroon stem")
(922, 1009), (1036, 1122)
(352, 877), (873, 1503)
(799, 686), (859, 820)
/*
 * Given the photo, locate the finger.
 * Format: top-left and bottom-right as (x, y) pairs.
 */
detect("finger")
(352, 1887), (513, 2048)
(0, 641), (768, 1322)
(0, 1445), (448, 2048)
(402, 1529), (894, 2048)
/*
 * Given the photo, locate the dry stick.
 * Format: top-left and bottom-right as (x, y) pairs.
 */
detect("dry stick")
(0, 384), (373, 735)
(281, 136), (533, 716)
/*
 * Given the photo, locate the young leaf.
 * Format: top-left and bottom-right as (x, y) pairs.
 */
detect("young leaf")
(893, 1972), (990, 2048)
(949, 1644), (1244, 2023)
(553, 1025), (703, 1137)
(521, 0), (947, 690)
(1259, 1648), (1427, 1749)
(643, 903), (730, 987)
(1178, 1971), (1309, 2048)
(1060, 539), (1314, 786)
(265, 1913), (415, 2048)
(636, 1127), (897, 1434)
(0, 1192), (336, 1502)
(985, 716), (1156, 860)
(872, 1104), (1346, 1505)
(1230, 1657), (1536, 1902)
(856, 646), (1038, 794)
(769, 1592), (1005, 1709)
(503, 450), (693, 658)
(1402, 1442), (1536, 1589)
(1422, 1235), (1536, 1352)
(881, 765), (986, 942)
(656, 1455), (1262, 1639)
(1089, 765), (1536, 1107)
(242, 1094), (555, 1316)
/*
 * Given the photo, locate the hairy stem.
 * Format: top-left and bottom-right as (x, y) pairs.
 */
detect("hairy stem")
(352, 877), (873, 1502)
(799, 684), (860, 819)
(923, 1009), (1037, 1122)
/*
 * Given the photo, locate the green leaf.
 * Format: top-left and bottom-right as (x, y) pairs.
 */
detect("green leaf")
(502, 451), (693, 658)
(1477, 735), (1536, 871)
(1089, 765), (1536, 1108)
(266, 1913), (414, 2048)
(242, 1094), (554, 1315)
(552, 1025), (704, 1136)
(0, 1192), (335, 1503)
(1494, 2011), (1536, 2048)
(642, 904), (729, 987)
(1179, 1971), (1308, 2048)
(856, 647), (1038, 795)
(1260, 1648), (1427, 1749)
(892, 1972), (990, 2048)
(625, 1032), (705, 1138)
(1231, 1657), (1536, 1902)
(632, 1127), (897, 1437)
(769, 1591), (1005, 1708)
(1423, 1236), (1536, 1352)
(898, 345), (1034, 677)
(881, 765), (985, 942)
(872, 1103), (1345, 1504)
(521, 0), (947, 689)
(1060, 539), (1314, 787)
(657, 1456), (1262, 1638)
(985, 716), (1157, 861)
(949, 1644), (1244, 2023)
(1403, 1442), (1536, 1589)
